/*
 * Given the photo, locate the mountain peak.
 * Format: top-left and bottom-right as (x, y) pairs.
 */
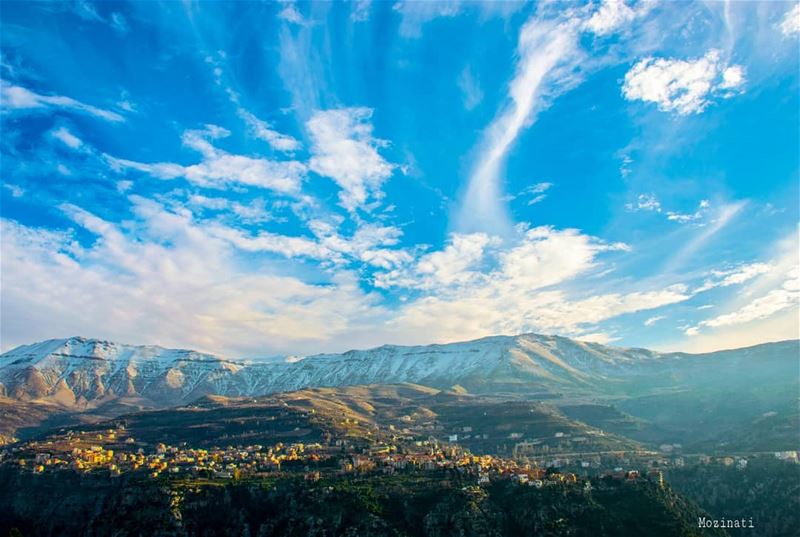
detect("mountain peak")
(1, 335), (796, 412)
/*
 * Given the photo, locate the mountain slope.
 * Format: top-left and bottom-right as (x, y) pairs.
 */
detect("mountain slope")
(2, 335), (797, 406)
(1, 335), (797, 443)
(0, 337), (242, 407)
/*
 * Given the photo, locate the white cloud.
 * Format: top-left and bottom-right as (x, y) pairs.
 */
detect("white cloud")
(374, 225), (684, 344)
(307, 108), (395, 212)
(50, 127), (83, 150)
(644, 315), (665, 326)
(278, 3), (306, 25)
(238, 109), (301, 153)
(457, 13), (584, 235)
(1, 81), (124, 122)
(584, 0), (652, 36)
(686, 231), (800, 337)
(188, 195), (282, 225)
(392, 0), (522, 38)
(694, 262), (773, 293)
(377, 232), (499, 290)
(73, 0), (102, 22)
(720, 65), (745, 89)
(664, 201), (745, 272)
(110, 12), (129, 34)
(205, 223), (329, 259)
(688, 270), (799, 334)
(2, 183), (24, 197)
(4, 189), (699, 355)
(458, 65), (484, 111)
(506, 182), (554, 206)
(0, 202), (387, 356)
(116, 180), (133, 193)
(626, 193), (661, 212)
(393, 0), (462, 38)
(622, 50), (746, 115)
(576, 332), (620, 345)
(780, 4), (800, 37)
(108, 126), (306, 194)
(200, 51), (301, 154)
(309, 219), (412, 269)
(352, 0), (371, 22)
(666, 199), (710, 224)
(182, 195), (411, 269)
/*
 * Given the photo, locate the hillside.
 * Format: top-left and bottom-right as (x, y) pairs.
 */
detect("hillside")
(1, 335), (797, 448)
(44, 384), (637, 456)
(0, 466), (726, 537)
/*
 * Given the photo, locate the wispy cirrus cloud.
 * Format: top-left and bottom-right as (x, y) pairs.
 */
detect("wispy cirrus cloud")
(50, 126), (84, 150)
(686, 231), (800, 338)
(644, 315), (665, 326)
(779, 4), (800, 37)
(458, 65), (483, 111)
(1, 81), (124, 122)
(456, 12), (585, 235)
(238, 109), (302, 153)
(686, 269), (799, 336)
(666, 199), (710, 224)
(107, 125), (306, 194)
(663, 201), (745, 272)
(456, 0), (656, 235)
(694, 262), (773, 293)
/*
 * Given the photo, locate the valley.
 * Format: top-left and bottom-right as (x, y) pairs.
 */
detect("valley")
(1, 334), (797, 536)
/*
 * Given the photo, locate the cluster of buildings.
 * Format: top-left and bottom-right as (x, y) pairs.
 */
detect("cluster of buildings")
(4, 420), (794, 488)
(5, 428), (329, 480)
(2, 425), (599, 490)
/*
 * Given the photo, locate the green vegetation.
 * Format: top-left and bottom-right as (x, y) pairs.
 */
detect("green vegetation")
(0, 468), (724, 537)
(666, 458), (800, 537)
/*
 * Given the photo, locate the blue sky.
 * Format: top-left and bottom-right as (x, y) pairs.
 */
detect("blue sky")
(1, 0), (798, 358)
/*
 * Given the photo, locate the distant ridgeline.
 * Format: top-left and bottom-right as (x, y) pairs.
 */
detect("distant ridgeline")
(1, 335), (797, 453)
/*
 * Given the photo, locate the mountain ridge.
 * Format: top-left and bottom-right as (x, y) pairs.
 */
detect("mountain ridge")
(0, 334), (797, 446)
(2, 334), (796, 406)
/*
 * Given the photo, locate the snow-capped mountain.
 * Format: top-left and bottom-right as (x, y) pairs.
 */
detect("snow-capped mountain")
(0, 337), (242, 408)
(0, 334), (797, 411)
